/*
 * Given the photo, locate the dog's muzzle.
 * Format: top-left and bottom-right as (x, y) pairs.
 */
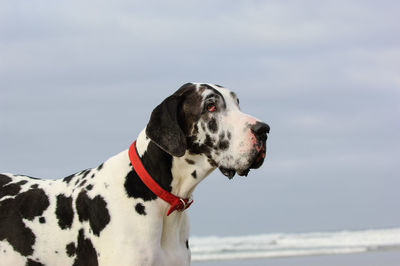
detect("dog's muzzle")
(220, 121), (270, 178)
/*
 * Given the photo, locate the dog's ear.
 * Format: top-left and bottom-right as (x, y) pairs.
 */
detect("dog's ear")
(146, 95), (187, 157)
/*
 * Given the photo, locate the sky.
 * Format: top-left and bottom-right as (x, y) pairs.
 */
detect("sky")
(1, 0), (399, 236)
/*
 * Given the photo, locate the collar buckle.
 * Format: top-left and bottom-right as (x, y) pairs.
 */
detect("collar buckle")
(179, 197), (193, 211)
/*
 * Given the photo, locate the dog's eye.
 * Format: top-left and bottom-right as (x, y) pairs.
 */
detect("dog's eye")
(207, 103), (217, 112)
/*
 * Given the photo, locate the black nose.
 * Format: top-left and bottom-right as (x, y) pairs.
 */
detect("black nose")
(251, 122), (270, 139)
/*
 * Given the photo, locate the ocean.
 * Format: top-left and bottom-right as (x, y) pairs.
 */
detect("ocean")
(190, 228), (400, 262)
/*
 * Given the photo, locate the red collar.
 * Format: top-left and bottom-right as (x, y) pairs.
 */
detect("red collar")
(128, 141), (193, 216)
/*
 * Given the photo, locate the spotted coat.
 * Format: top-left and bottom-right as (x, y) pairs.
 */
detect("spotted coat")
(0, 83), (269, 266)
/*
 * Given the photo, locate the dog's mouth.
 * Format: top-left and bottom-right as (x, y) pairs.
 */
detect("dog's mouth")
(250, 143), (266, 169)
(218, 167), (237, 179)
(219, 141), (267, 179)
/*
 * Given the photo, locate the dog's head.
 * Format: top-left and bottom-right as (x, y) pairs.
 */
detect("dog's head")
(146, 83), (269, 178)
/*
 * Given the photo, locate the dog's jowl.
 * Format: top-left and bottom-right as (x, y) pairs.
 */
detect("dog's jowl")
(0, 83), (269, 266)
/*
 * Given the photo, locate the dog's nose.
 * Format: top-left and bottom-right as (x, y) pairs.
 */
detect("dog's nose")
(251, 122), (270, 140)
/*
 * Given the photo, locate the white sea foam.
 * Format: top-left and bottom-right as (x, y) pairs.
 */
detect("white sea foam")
(190, 228), (400, 261)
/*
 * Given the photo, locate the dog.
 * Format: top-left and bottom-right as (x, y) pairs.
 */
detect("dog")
(0, 83), (269, 266)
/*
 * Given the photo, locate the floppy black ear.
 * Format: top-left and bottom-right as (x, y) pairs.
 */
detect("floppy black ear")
(146, 95), (187, 157)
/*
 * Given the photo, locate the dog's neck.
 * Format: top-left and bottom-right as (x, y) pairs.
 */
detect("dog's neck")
(135, 129), (215, 199)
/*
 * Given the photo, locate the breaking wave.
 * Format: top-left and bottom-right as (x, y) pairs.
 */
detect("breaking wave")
(191, 228), (400, 261)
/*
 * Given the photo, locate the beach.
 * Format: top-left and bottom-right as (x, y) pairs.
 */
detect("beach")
(193, 251), (400, 266)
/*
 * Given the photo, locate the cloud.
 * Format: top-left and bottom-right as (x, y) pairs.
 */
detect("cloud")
(2, 0), (399, 92)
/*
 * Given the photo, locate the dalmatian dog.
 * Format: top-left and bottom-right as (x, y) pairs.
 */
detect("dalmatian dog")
(0, 83), (269, 266)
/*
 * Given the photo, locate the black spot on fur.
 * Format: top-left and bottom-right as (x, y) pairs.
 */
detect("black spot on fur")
(73, 229), (98, 266)
(76, 191), (110, 237)
(81, 169), (91, 179)
(86, 184), (93, 191)
(63, 174), (75, 184)
(56, 194), (74, 230)
(186, 240), (189, 249)
(15, 189), (49, 220)
(97, 163), (104, 171)
(191, 170), (197, 179)
(26, 259), (44, 266)
(0, 174), (12, 187)
(187, 135), (212, 155)
(135, 203), (147, 215)
(0, 182), (21, 199)
(16, 180), (28, 186)
(217, 140), (230, 150)
(208, 158), (218, 167)
(230, 91), (240, 106)
(227, 131), (232, 140)
(30, 184), (39, 189)
(0, 188), (50, 256)
(124, 170), (157, 201)
(66, 242), (76, 257)
(141, 143), (174, 193)
(39, 217), (46, 224)
(207, 117), (218, 133)
(185, 159), (195, 165)
(204, 134), (214, 148)
(21, 175), (41, 180)
(79, 179), (87, 187)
